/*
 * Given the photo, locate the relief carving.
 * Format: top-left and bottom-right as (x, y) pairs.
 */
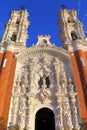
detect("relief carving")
(39, 82), (50, 103)
(68, 78), (74, 93)
(71, 96), (79, 128)
(57, 102), (63, 129)
(63, 98), (72, 129)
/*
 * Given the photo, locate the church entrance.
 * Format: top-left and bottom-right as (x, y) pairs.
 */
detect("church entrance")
(35, 108), (55, 130)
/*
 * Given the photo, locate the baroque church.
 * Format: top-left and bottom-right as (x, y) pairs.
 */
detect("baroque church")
(0, 8), (87, 130)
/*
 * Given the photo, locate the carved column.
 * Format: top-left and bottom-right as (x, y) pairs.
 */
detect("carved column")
(70, 95), (80, 130)
(26, 94), (35, 130)
(29, 59), (38, 93)
(68, 78), (80, 129)
(10, 76), (21, 125)
(11, 96), (19, 125)
(18, 96), (26, 129)
(63, 97), (72, 130)
(60, 62), (68, 94)
(53, 58), (61, 93)
(56, 96), (63, 130)
(67, 78), (74, 93)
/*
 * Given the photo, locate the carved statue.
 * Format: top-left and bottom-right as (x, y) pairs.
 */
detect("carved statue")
(58, 104), (62, 114)
(71, 96), (79, 127)
(40, 80), (50, 102)
(64, 98), (70, 112)
(64, 98), (72, 129)
(64, 113), (72, 129)
(68, 78), (74, 92)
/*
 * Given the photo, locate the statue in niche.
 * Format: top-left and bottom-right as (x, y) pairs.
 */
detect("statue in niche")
(21, 84), (26, 94)
(41, 85), (49, 101)
(40, 56), (51, 74)
(61, 82), (67, 93)
(56, 101), (63, 129)
(19, 97), (26, 110)
(27, 96), (34, 106)
(71, 96), (78, 126)
(53, 58), (60, 66)
(29, 71), (39, 93)
(72, 104), (77, 114)
(38, 75), (50, 89)
(41, 56), (47, 65)
(64, 98), (70, 115)
(68, 78), (74, 92)
(59, 67), (68, 94)
(64, 113), (72, 129)
(58, 115), (63, 130)
(40, 78), (50, 102)
(58, 104), (62, 114)
(38, 77), (43, 88)
(14, 76), (22, 94)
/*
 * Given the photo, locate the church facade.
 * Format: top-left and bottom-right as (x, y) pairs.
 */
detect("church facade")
(0, 9), (87, 130)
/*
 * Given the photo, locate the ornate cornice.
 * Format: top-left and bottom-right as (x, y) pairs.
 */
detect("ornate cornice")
(0, 43), (5, 53)
(0, 41), (26, 53)
(63, 39), (87, 52)
(16, 45), (70, 64)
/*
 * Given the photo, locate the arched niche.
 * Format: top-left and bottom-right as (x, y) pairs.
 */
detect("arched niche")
(67, 17), (76, 23)
(11, 32), (17, 42)
(35, 108), (55, 130)
(71, 31), (78, 41)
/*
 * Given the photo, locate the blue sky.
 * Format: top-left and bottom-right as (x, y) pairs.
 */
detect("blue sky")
(0, 0), (87, 47)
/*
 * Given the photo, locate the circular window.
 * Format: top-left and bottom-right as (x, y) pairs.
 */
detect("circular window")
(43, 39), (47, 44)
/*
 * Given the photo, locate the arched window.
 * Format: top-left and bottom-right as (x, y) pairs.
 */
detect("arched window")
(71, 31), (78, 41)
(11, 33), (17, 42)
(38, 76), (50, 88)
(16, 19), (20, 24)
(45, 76), (50, 88)
(35, 108), (55, 130)
(67, 17), (76, 23)
(38, 77), (43, 88)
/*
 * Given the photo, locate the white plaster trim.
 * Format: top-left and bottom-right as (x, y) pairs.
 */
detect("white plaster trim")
(72, 40), (87, 51)
(6, 45), (26, 53)
(80, 57), (86, 67)
(0, 44), (5, 53)
(2, 58), (7, 67)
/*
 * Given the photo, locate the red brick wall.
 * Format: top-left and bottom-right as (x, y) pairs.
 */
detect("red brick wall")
(0, 53), (4, 71)
(0, 51), (17, 126)
(76, 50), (87, 84)
(71, 51), (87, 120)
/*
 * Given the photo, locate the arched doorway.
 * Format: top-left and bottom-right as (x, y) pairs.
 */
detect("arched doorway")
(35, 108), (55, 130)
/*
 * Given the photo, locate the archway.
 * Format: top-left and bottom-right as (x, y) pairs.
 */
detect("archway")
(35, 108), (55, 130)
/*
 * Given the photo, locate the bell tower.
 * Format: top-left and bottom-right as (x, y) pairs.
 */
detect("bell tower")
(58, 9), (86, 49)
(58, 9), (87, 119)
(0, 9), (30, 126)
(2, 9), (29, 46)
